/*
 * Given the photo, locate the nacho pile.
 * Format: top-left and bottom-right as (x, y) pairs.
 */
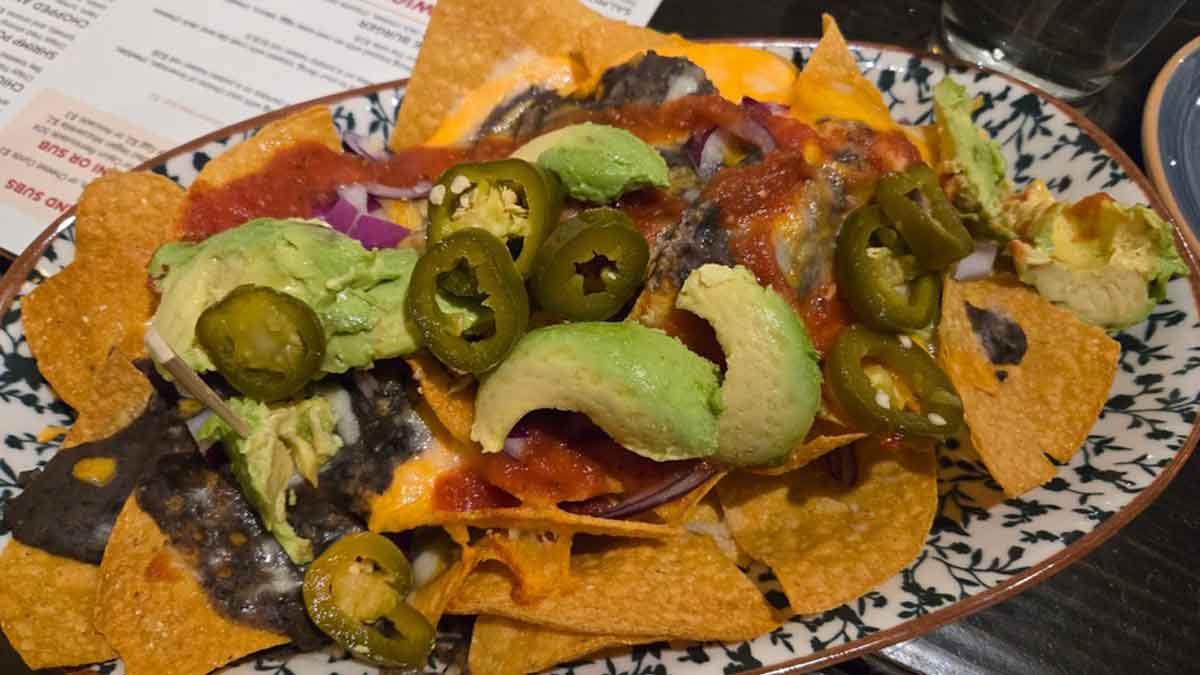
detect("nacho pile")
(1, 0), (1179, 673)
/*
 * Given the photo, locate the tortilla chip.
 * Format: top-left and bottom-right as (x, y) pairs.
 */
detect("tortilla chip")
(188, 106), (339, 191)
(21, 172), (183, 413)
(648, 469), (727, 525)
(718, 438), (937, 615)
(472, 528), (572, 604)
(469, 615), (662, 675)
(96, 497), (286, 675)
(791, 14), (898, 131)
(681, 495), (746, 565)
(391, 0), (678, 147)
(63, 351), (153, 448)
(937, 276), (1119, 496)
(410, 554), (476, 627)
(407, 352), (478, 446)
(447, 533), (776, 641)
(749, 426), (868, 477)
(0, 540), (116, 668)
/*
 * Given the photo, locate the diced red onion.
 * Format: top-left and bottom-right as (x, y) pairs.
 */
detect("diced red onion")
(728, 117), (776, 155)
(728, 97), (782, 155)
(342, 131), (390, 162)
(321, 198), (360, 233)
(953, 241), (999, 281)
(337, 184), (368, 214)
(685, 127), (715, 168)
(587, 462), (719, 519)
(362, 181), (433, 200)
(351, 213), (408, 249)
(697, 130), (731, 179)
(318, 185), (411, 248)
(685, 128), (732, 179)
(741, 96), (790, 116)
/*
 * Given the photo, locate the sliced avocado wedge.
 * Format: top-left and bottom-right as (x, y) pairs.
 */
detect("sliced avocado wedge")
(933, 78), (1013, 240)
(676, 264), (822, 466)
(471, 322), (721, 461)
(512, 122), (668, 204)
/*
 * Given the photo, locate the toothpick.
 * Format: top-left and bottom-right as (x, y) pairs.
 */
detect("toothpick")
(143, 325), (252, 438)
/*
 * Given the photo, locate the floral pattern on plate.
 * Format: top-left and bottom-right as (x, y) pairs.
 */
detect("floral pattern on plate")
(0, 47), (1194, 675)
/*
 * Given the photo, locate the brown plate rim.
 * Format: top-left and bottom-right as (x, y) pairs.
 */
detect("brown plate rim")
(1141, 34), (1200, 247)
(0, 38), (1197, 675)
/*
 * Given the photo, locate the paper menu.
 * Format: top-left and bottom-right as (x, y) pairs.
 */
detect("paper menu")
(0, 0), (664, 255)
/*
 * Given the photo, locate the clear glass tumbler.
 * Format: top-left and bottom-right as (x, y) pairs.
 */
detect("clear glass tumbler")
(941, 0), (1186, 100)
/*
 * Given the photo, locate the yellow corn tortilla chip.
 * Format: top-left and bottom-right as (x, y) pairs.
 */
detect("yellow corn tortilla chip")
(469, 615), (663, 675)
(937, 276), (1119, 496)
(471, 528), (572, 604)
(406, 352), (478, 446)
(96, 497), (286, 675)
(0, 540), (116, 669)
(681, 495), (747, 565)
(447, 533), (776, 641)
(0, 351), (155, 669)
(647, 469), (727, 525)
(63, 350), (153, 448)
(718, 438), (937, 615)
(391, 0), (679, 148)
(21, 172), (183, 413)
(790, 14), (898, 132)
(749, 426), (868, 477)
(410, 554), (476, 627)
(187, 105), (340, 192)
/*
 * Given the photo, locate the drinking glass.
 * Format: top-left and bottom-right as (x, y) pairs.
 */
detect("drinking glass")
(941, 0), (1186, 100)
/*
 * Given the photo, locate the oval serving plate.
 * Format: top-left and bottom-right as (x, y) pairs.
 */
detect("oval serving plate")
(0, 40), (1197, 675)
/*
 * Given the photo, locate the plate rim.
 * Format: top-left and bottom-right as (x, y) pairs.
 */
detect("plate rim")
(1142, 34), (1200, 249)
(0, 38), (1197, 675)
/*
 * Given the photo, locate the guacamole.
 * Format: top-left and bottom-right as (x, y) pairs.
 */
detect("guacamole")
(933, 78), (1014, 240)
(150, 218), (421, 375)
(1009, 194), (1188, 329)
(198, 395), (342, 564)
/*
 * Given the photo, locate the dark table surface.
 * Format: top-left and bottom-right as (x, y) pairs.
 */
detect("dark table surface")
(1, 1), (1197, 673)
(650, 2), (1200, 674)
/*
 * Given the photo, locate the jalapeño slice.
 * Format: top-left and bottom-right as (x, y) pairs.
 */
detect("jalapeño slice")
(825, 324), (964, 437)
(195, 285), (325, 402)
(405, 228), (529, 374)
(302, 532), (435, 668)
(876, 163), (974, 271)
(835, 204), (941, 333)
(427, 158), (563, 277)
(532, 208), (650, 321)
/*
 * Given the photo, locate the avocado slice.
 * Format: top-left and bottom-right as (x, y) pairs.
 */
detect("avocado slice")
(471, 322), (721, 461)
(676, 264), (822, 466)
(1009, 195), (1188, 329)
(512, 122), (668, 204)
(933, 78), (1014, 240)
(150, 218), (421, 375)
(198, 395), (343, 564)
